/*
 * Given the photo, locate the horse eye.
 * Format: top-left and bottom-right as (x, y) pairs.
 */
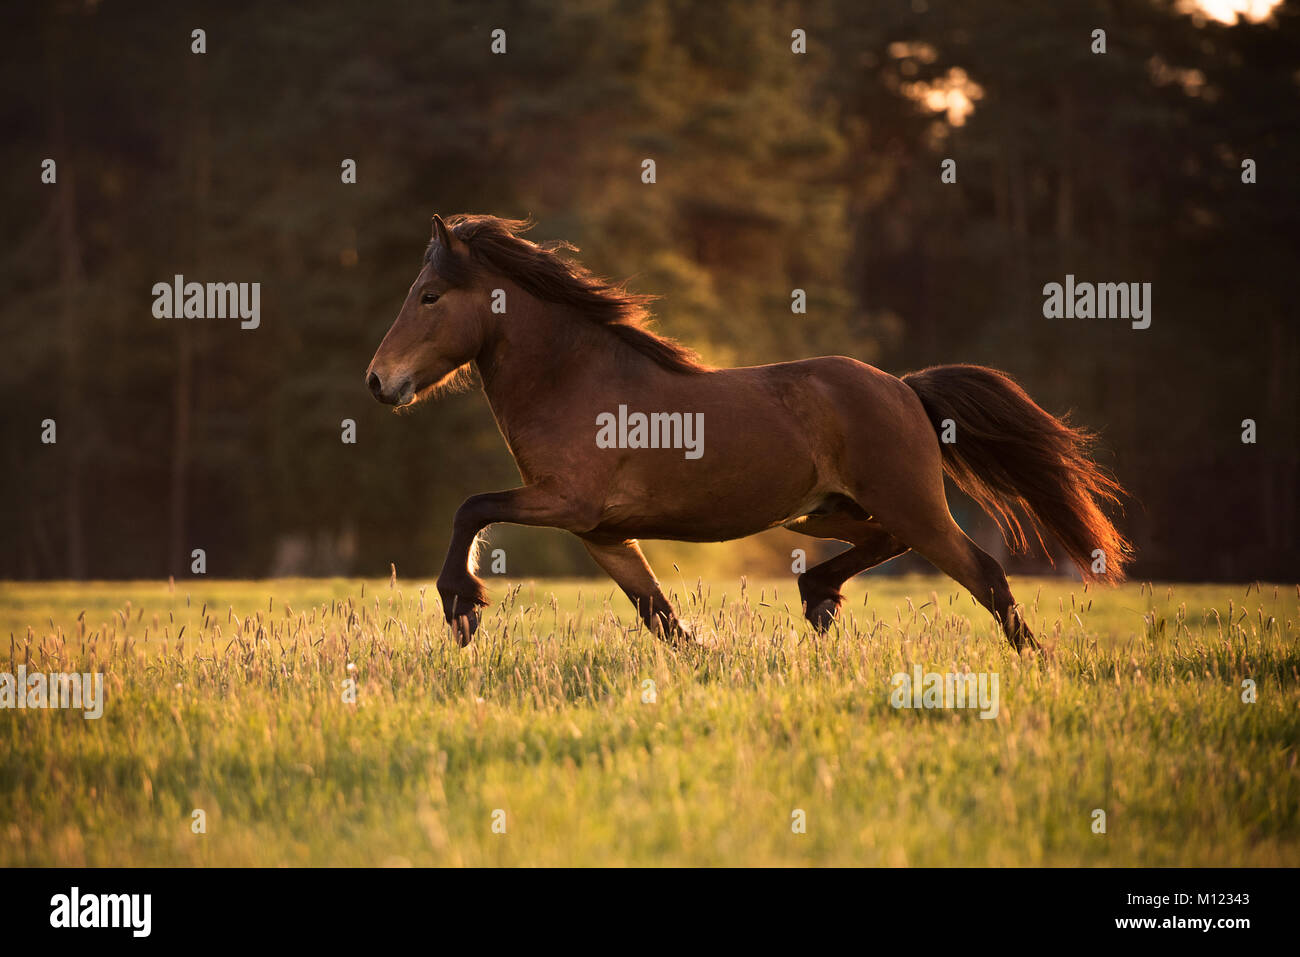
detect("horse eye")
(421, 292), (440, 305)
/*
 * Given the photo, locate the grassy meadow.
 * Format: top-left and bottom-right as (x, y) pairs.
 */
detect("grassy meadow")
(1, 573), (1296, 866)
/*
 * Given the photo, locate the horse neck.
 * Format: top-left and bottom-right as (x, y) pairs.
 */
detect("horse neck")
(474, 291), (632, 425)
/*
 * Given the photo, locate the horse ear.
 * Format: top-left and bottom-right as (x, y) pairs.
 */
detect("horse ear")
(432, 214), (454, 249)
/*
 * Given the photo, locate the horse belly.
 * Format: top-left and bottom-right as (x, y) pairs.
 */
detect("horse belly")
(592, 458), (814, 543)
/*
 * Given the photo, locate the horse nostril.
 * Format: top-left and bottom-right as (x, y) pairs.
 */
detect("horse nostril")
(367, 372), (384, 399)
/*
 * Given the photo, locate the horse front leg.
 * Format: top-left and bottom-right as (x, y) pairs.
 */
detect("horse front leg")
(579, 537), (691, 645)
(436, 484), (593, 645)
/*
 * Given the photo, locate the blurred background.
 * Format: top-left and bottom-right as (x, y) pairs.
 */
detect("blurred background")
(1, 0), (1295, 583)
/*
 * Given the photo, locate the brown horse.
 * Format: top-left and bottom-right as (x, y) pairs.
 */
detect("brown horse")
(366, 214), (1131, 650)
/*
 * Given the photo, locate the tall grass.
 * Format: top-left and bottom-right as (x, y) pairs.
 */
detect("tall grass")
(1, 575), (1296, 866)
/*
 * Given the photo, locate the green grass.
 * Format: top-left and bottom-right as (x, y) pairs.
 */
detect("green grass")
(1, 574), (1296, 866)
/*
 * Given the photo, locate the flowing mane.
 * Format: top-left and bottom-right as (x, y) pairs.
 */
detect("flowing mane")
(426, 214), (708, 374)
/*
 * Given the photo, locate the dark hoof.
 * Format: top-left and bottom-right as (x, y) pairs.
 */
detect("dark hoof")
(436, 574), (488, 650)
(806, 596), (843, 633)
(648, 614), (693, 647)
(1007, 615), (1040, 653)
(440, 589), (485, 647)
(667, 619), (697, 647)
(1014, 631), (1042, 654)
(450, 607), (480, 647)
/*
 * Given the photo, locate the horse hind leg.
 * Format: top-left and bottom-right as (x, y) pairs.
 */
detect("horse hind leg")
(827, 391), (1037, 649)
(788, 507), (909, 631)
(827, 475), (1035, 650)
(877, 511), (1037, 650)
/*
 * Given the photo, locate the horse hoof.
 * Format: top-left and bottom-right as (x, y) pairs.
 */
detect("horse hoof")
(670, 620), (697, 647)
(449, 607), (480, 647)
(807, 597), (842, 632)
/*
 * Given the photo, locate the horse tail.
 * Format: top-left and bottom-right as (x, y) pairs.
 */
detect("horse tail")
(902, 363), (1132, 582)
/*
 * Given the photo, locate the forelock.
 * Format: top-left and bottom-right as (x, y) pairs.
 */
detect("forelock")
(423, 239), (475, 286)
